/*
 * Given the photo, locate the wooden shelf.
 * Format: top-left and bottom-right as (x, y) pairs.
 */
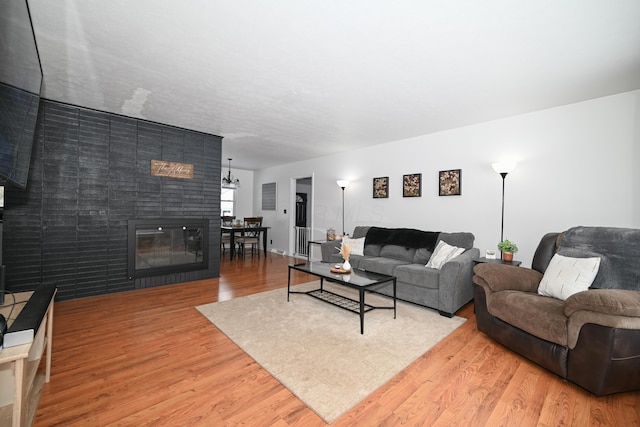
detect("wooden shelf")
(0, 373), (45, 427)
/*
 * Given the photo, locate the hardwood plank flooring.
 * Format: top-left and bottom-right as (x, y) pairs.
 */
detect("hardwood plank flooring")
(33, 253), (640, 426)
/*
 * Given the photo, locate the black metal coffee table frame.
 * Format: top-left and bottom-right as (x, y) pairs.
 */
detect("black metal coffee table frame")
(287, 262), (396, 334)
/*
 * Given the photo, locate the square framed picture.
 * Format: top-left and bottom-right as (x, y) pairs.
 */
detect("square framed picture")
(439, 169), (461, 196)
(373, 177), (389, 198)
(403, 173), (422, 197)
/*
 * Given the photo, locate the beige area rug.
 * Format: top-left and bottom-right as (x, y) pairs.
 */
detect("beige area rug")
(196, 281), (466, 424)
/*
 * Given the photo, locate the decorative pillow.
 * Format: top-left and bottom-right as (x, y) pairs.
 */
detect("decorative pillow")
(538, 254), (601, 300)
(380, 244), (416, 262)
(342, 236), (365, 256)
(364, 244), (381, 257)
(413, 248), (433, 265)
(425, 240), (465, 270)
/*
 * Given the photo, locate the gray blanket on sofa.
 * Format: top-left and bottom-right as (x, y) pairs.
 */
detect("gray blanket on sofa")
(558, 226), (640, 291)
(364, 227), (440, 251)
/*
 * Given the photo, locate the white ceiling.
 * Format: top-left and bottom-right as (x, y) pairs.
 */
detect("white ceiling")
(28, 0), (640, 170)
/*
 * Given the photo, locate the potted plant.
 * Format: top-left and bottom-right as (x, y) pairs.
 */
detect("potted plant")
(497, 240), (518, 262)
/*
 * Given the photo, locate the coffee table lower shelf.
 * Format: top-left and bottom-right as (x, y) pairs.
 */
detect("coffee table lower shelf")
(306, 289), (375, 314)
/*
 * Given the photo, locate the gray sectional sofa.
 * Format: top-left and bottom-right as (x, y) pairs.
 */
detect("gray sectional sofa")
(320, 226), (479, 317)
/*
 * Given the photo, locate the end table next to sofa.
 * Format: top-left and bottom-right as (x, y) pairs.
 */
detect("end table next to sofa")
(474, 257), (522, 267)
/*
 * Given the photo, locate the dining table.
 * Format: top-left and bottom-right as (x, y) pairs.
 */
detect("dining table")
(221, 225), (270, 260)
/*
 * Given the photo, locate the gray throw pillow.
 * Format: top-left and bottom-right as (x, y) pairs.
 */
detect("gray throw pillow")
(413, 248), (433, 264)
(380, 245), (416, 262)
(364, 244), (381, 257)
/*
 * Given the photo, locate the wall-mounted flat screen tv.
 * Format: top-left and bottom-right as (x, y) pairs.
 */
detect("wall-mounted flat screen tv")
(0, 0), (43, 189)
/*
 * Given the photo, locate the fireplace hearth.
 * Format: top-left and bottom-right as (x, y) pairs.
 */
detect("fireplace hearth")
(127, 219), (209, 279)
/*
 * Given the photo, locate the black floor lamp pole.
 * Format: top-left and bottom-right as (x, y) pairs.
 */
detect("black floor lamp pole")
(340, 186), (345, 236)
(500, 172), (507, 243)
(493, 162), (516, 260)
(499, 172), (508, 260)
(336, 180), (349, 237)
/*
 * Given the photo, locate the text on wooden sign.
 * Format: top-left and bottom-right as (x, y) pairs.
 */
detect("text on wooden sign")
(150, 160), (194, 180)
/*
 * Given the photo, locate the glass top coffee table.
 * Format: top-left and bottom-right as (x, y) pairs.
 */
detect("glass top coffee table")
(287, 262), (396, 334)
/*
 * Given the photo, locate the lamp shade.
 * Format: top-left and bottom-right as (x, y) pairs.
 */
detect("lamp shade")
(492, 162), (517, 175)
(336, 180), (350, 189)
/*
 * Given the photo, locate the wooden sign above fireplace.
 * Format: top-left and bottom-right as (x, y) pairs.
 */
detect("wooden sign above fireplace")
(150, 160), (194, 180)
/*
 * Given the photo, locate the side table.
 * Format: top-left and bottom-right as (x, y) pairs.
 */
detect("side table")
(307, 240), (329, 261)
(474, 257), (522, 267)
(0, 283), (56, 427)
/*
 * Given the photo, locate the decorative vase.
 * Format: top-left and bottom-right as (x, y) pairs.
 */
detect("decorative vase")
(503, 251), (514, 262)
(326, 228), (335, 241)
(342, 259), (351, 271)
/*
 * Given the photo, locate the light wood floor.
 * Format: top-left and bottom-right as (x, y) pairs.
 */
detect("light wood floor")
(33, 253), (640, 426)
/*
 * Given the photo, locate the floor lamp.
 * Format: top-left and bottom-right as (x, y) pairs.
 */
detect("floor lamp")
(491, 162), (516, 255)
(336, 180), (350, 237)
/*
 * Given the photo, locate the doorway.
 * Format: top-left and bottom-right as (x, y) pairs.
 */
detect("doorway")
(295, 192), (307, 227)
(291, 176), (312, 258)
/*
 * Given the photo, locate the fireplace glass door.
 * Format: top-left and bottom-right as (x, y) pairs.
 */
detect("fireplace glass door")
(128, 219), (209, 279)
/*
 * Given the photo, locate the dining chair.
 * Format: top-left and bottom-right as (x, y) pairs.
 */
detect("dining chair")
(236, 217), (263, 257)
(221, 216), (235, 254)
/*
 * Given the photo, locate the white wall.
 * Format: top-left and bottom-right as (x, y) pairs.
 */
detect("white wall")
(225, 168), (254, 219)
(253, 90), (640, 266)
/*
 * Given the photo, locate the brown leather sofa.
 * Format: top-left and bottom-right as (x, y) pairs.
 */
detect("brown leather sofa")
(473, 226), (640, 396)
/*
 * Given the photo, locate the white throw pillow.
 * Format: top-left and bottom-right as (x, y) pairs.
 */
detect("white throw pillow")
(538, 254), (601, 300)
(426, 240), (465, 270)
(342, 237), (365, 256)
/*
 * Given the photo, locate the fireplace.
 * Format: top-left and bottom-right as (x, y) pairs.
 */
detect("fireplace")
(127, 218), (209, 279)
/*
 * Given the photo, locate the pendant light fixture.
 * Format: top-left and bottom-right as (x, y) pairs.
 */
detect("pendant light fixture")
(222, 158), (240, 188)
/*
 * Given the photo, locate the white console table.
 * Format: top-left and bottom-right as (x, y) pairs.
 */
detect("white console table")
(0, 289), (55, 427)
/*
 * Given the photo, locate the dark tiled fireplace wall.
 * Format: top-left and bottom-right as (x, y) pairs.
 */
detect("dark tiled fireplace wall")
(4, 100), (222, 301)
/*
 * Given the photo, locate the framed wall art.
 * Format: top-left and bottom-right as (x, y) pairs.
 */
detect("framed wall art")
(373, 176), (389, 198)
(403, 173), (422, 197)
(439, 169), (461, 196)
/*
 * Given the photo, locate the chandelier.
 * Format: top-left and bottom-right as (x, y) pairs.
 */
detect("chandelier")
(222, 158), (240, 188)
